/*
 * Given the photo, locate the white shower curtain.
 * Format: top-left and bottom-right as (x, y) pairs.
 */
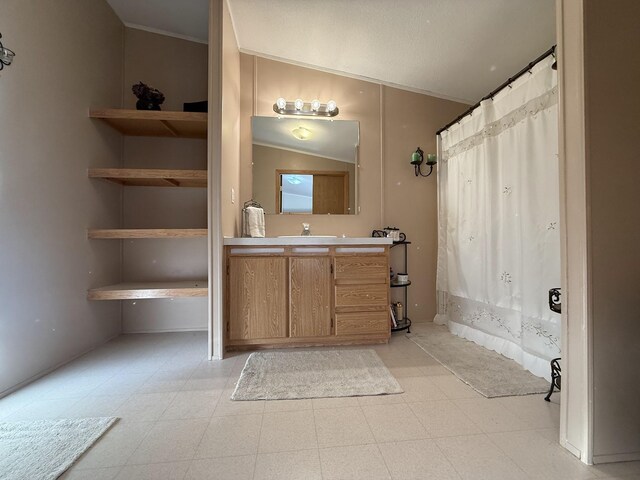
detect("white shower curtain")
(435, 55), (560, 380)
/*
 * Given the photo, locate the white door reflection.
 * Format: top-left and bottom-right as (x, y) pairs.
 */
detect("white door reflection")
(280, 174), (313, 213)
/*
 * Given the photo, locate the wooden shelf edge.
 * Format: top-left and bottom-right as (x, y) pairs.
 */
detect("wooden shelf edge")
(88, 168), (208, 177)
(88, 228), (208, 239)
(88, 168), (207, 188)
(88, 281), (208, 301)
(89, 108), (207, 122)
(89, 108), (207, 139)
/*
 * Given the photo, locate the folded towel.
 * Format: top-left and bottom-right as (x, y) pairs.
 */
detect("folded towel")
(246, 206), (265, 238)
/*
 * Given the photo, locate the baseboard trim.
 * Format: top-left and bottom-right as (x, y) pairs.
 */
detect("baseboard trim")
(561, 438), (583, 460)
(0, 332), (121, 399)
(122, 327), (208, 334)
(593, 451), (640, 464)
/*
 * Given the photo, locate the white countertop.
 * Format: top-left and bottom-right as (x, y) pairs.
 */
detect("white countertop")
(223, 236), (392, 246)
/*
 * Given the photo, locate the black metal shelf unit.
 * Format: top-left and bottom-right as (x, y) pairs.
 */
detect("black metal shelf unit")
(390, 240), (411, 333)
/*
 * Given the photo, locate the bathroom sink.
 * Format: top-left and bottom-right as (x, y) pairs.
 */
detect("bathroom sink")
(277, 235), (338, 238)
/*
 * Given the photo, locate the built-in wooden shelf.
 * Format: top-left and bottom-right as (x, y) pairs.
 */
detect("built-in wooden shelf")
(88, 280), (208, 301)
(88, 229), (208, 239)
(89, 108), (207, 138)
(88, 168), (207, 188)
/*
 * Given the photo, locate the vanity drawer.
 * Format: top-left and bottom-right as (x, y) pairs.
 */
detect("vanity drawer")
(334, 256), (388, 282)
(335, 284), (387, 308)
(335, 311), (389, 336)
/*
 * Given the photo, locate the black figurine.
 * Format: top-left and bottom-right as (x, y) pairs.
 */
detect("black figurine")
(132, 82), (165, 111)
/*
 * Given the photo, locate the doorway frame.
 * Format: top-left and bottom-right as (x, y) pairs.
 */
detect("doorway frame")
(557, 0), (594, 465)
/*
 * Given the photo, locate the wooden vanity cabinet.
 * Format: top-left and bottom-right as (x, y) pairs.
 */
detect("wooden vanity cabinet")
(225, 246), (390, 349)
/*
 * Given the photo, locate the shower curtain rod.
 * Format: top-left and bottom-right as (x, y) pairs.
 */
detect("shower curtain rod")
(436, 45), (557, 136)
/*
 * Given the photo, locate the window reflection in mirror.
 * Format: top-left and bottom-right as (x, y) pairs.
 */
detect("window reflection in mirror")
(278, 171), (349, 214)
(252, 116), (359, 215)
(280, 173), (313, 213)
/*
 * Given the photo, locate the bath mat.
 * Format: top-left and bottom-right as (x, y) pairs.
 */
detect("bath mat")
(0, 417), (118, 480)
(231, 349), (403, 400)
(408, 323), (549, 397)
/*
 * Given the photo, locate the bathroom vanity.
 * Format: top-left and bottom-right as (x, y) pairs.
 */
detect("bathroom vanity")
(224, 237), (393, 349)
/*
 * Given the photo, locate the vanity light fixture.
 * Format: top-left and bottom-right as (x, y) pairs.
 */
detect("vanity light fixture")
(273, 98), (339, 117)
(411, 147), (437, 177)
(0, 33), (16, 71)
(291, 126), (312, 140)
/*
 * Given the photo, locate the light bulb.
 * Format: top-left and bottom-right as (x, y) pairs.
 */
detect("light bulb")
(311, 99), (321, 111)
(326, 100), (337, 112)
(276, 97), (286, 110)
(294, 98), (304, 110)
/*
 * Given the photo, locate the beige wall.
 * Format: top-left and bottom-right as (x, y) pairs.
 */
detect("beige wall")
(121, 28), (209, 333)
(123, 28), (208, 111)
(583, 0), (640, 462)
(252, 145), (356, 215)
(239, 54), (467, 321)
(383, 86), (465, 321)
(0, 0), (123, 394)
(239, 54), (256, 222)
(241, 55), (385, 237)
(220, 0), (242, 237)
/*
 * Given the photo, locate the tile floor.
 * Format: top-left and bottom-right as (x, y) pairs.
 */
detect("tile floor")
(1, 322), (639, 480)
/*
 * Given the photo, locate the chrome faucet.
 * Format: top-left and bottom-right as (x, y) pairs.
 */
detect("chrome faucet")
(301, 223), (311, 236)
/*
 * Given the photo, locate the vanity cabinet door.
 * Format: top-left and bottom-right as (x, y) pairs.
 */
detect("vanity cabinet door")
(228, 257), (287, 340)
(289, 257), (332, 337)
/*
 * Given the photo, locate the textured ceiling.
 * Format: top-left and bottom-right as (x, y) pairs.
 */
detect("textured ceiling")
(106, 0), (556, 104)
(229, 0), (556, 103)
(106, 0), (209, 43)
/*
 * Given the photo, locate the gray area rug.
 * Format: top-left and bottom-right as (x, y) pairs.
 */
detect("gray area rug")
(408, 323), (549, 398)
(232, 349), (403, 400)
(0, 417), (117, 480)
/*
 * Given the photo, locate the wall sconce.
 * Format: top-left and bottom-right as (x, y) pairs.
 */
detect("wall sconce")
(273, 98), (339, 117)
(0, 33), (15, 71)
(411, 147), (437, 177)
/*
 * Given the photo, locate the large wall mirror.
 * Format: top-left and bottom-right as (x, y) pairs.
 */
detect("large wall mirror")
(252, 116), (359, 215)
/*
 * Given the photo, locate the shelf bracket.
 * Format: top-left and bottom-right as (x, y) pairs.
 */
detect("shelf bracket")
(160, 120), (179, 137)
